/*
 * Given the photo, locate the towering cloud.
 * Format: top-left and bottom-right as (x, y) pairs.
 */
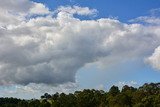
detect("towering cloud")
(0, 0), (160, 86)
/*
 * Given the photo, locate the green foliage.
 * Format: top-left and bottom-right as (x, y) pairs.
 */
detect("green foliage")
(0, 82), (159, 107)
(109, 85), (120, 96)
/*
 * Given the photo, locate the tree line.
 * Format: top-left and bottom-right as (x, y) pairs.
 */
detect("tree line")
(0, 82), (160, 107)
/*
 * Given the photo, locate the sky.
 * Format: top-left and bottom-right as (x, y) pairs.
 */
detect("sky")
(0, 0), (160, 99)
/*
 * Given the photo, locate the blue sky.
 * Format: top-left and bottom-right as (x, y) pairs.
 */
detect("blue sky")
(32, 0), (160, 21)
(0, 0), (160, 99)
(77, 59), (160, 90)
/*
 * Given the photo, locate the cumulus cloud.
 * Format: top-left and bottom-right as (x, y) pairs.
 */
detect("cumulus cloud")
(0, 0), (160, 88)
(146, 46), (160, 70)
(0, 0), (32, 12)
(0, 0), (50, 27)
(29, 2), (50, 15)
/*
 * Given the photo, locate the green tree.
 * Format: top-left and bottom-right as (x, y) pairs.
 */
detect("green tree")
(109, 85), (120, 96)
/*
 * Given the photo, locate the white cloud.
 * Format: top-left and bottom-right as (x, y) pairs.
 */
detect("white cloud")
(146, 46), (160, 70)
(129, 8), (160, 25)
(0, 0), (32, 12)
(130, 16), (160, 25)
(0, 0), (160, 98)
(56, 5), (97, 16)
(0, 0), (50, 27)
(29, 2), (50, 15)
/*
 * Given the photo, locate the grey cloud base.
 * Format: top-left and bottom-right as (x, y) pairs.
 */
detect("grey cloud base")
(0, 0), (160, 85)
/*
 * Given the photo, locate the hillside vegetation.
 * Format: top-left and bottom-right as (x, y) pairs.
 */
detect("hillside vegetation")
(0, 83), (160, 107)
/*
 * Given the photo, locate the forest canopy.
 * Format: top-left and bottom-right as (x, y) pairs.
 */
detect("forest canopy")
(0, 82), (160, 107)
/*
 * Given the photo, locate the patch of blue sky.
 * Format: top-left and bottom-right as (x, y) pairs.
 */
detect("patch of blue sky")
(32, 0), (160, 22)
(76, 59), (160, 90)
